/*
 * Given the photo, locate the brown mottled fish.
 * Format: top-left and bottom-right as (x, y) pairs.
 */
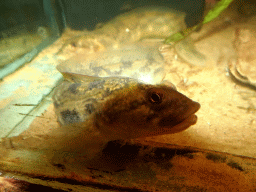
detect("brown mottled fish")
(53, 74), (200, 138)
(50, 67), (200, 160)
(59, 6), (205, 66)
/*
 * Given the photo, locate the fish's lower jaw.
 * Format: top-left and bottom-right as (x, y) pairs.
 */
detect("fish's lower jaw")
(167, 114), (198, 134)
(138, 114), (198, 138)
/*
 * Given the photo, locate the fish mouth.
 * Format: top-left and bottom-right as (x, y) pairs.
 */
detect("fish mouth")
(178, 101), (200, 125)
(157, 101), (200, 134)
(166, 114), (198, 134)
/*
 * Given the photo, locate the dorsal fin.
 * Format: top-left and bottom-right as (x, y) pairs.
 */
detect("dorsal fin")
(60, 71), (101, 83)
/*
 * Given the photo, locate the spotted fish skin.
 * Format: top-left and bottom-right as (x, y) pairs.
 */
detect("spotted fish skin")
(57, 43), (166, 85)
(53, 77), (138, 126)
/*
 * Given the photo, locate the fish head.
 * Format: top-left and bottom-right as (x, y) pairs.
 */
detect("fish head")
(94, 83), (200, 140)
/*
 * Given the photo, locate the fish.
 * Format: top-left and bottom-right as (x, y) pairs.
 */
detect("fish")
(58, 6), (205, 66)
(53, 74), (200, 138)
(57, 42), (167, 85)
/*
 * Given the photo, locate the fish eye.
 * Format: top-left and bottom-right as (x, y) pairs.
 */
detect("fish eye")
(149, 92), (163, 104)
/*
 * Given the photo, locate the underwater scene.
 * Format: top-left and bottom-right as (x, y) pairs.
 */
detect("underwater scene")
(0, 0), (256, 191)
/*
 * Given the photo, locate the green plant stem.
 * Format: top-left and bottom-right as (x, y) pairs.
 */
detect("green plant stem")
(164, 0), (234, 44)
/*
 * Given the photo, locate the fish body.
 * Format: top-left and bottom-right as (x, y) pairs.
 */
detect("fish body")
(53, 73), (200, 142)
(62, 6), (187, 52)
